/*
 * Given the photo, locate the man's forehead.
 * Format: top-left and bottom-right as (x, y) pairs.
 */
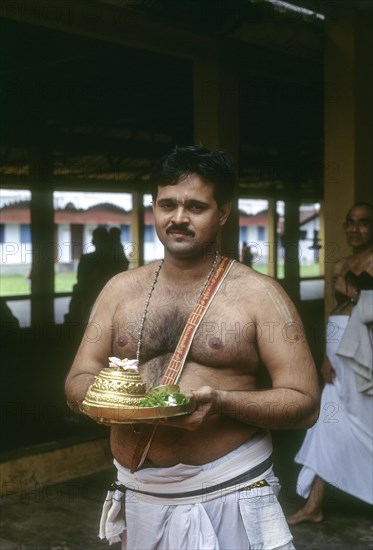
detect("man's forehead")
(347, 207), (372, 220)
(156, 178), (214, 197)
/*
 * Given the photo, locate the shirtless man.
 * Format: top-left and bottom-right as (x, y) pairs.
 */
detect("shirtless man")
(65, 145), (319, 550)
(287, 203), (373, 525)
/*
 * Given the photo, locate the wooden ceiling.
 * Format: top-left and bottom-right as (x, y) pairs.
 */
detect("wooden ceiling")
(1, 0), (371, 198)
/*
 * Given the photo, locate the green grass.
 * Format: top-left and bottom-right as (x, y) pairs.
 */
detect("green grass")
(0, 275), (30, 296)
(252, 263), (322, 278)
(300, 264), (322, 278)
(54, 272), (78, 293)
(0, 272), (77, 296)
(0, 265), (322, 297)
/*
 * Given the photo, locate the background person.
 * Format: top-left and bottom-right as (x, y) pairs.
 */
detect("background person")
(108, 226), (129, 276)
(241, 241), (254, 267)
(64, 226), (112, 327)
(287, 202), (373, 525)
(65, 145), (319, 550)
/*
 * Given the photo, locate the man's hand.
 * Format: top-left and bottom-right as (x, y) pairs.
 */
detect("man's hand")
(158, 386), (220, 431)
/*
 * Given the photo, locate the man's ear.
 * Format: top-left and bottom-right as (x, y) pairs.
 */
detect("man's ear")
(218, 202), (232, 226)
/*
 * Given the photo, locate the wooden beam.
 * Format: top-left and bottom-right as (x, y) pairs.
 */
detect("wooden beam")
(0, 0), (211, 59)
(29, 147), (55, 326)
(2, 129), (175, 158)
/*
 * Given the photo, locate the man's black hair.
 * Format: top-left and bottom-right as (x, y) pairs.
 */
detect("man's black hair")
(149, 145), (236, 207)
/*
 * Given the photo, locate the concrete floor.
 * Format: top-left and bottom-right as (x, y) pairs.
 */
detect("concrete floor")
(1, 294), (371, 549)
(1, 466), (372, 550)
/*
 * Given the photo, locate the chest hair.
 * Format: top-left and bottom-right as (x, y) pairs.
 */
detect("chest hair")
(140, 303), (190, 361)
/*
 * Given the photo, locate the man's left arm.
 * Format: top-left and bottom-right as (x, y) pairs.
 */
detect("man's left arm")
(182, 279), (320, 431)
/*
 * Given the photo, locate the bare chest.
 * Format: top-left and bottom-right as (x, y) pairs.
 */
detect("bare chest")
(111, 291), (258, 385)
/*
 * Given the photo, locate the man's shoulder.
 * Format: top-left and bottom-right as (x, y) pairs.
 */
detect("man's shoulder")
(229, 260), (283, 295)
(230, 260), (276, 283)
(107, 261), (161, 286)
(94, 263), (160, 307)
(332, 256), (350, 274)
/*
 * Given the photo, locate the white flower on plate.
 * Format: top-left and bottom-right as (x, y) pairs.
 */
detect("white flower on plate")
(166, 394), (177, 406)
(108, 357), (139, 372)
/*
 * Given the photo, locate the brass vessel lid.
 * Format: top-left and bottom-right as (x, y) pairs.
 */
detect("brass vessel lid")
(82, 357), (147, 409)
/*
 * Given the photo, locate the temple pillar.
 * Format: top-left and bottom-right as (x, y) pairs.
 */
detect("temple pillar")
(323, 12), (373, 313)
(193, 47), (240, 259)
(29, 147), (55, 326)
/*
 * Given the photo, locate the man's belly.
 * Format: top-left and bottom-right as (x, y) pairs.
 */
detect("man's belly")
(110, 414), (259, 468)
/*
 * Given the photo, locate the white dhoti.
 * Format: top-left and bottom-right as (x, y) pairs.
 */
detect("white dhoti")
(295, 315), (373, 505)
(99, 430), (295, 549)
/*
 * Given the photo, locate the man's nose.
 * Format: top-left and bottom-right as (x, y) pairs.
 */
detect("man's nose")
(171, 205), (189, 224)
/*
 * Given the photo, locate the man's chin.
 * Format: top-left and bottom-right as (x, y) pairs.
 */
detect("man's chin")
(164, 242), (200, 258)
(348, 237), (363, 247)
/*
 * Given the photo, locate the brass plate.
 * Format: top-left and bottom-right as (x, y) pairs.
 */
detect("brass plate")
(79, 400), (196, 424)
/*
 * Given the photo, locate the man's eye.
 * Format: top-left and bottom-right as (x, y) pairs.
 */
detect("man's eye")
(188, 204), (204, 212)
(345, 219), (370, 228)
(159, 203), (175, 210)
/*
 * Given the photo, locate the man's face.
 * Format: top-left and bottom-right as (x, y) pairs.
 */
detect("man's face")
(344, 206), (373, 251)
(152, 174), (231, 259)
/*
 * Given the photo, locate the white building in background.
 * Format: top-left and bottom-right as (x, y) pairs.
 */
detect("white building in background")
(1, 190), (320, 274)
(1, 192), (323, 325)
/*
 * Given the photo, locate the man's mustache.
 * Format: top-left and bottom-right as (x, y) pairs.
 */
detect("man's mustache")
(166, 224), (195, 236)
